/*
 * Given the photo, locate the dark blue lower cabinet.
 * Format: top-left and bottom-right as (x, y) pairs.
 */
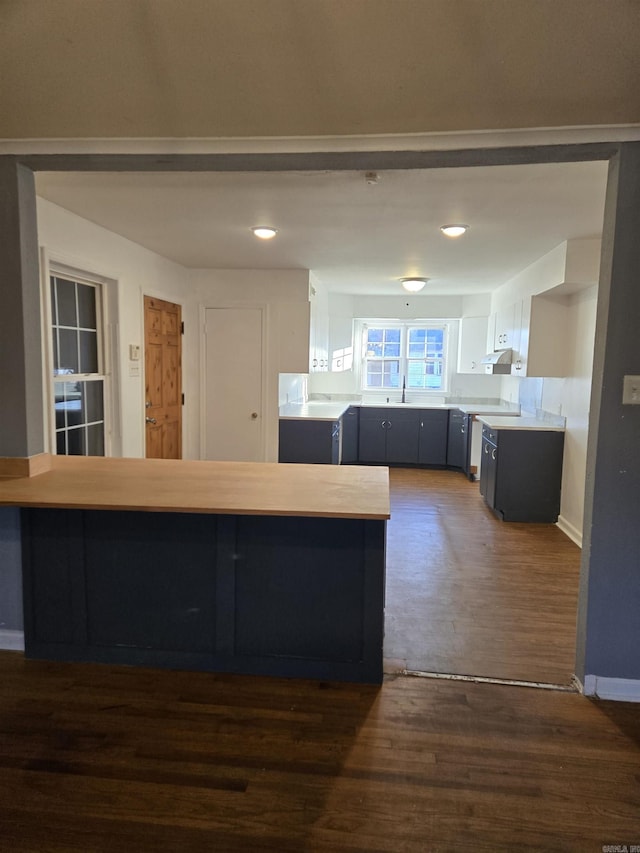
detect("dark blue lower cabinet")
(21, 508), (386, 684)
(279, 419), (340, 464)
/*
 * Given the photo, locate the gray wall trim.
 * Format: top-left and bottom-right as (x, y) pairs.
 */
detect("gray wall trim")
(12, 142), (617, 174)
(577, 142), (640, 681)
(0, 158), (44, 457)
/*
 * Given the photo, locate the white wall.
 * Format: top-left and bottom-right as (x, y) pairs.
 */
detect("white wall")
(187, 269), (310, 461)
(496, 240), (601, 544)
(37, 199), (311, 462)
(310, 291), (503, 400)
(37, 198), (190, 458)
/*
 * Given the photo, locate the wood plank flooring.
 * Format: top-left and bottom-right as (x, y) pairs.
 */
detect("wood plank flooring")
(1, 652), (639, 851)
(384, 468), (581, 683)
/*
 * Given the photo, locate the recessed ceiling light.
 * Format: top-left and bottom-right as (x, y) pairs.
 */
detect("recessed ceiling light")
(252, 226), (278, 239)
(401, 277), (428, 293)
(440, 224), (469, 238)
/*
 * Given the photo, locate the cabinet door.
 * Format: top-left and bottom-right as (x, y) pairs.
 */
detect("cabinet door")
(358, 411), (387, 463)
(447, 410), (465, 468)
(479, 437), (498, 506)
(418, 410), (449, 465)
(385, 409), (420, 464)
(278, 419), (334, 464)
(340, 407), (359, 463)
(458, 316), (489, 374)
(494, 303), (515, 350)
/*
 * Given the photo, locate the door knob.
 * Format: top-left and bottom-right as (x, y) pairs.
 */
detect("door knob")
(251, 412), (258, 419)
(145, 417), (157, 424)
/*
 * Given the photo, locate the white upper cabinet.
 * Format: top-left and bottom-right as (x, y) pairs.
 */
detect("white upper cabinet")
(511, 294), (570, 377)
(309, 281), (329, 372)
(491, 303), (516, 351)
(458, 316), (489, 374)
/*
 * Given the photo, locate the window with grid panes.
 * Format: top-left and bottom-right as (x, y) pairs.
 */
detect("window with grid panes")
(362, 324), (447, 391)
(50, 275), (106, 456)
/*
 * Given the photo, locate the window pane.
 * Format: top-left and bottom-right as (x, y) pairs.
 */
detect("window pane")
(58, 329), (79, 374)
(366, 342), (383, 357)
(56, 431), (66, 455)
(86, 424), (105, 456)
(409, 329), (427, 343)
(367, 370), (382, 387)
(409, 342), (426, 358)
(85, 381), (104, 422)
(66, 426), (86, 456)
(385, 329), (400, 343)
(56, 278), (77, 326)
(383, 361), (400, 388)
(367, 328), (383, 343)
(77, 284), (97, 329)
(52, 332), (59, 373)
(64, 382), (83, 426)
(79, 330), (98, 373)
(383, 341), (400, 357)
(54, 385), (66, 429)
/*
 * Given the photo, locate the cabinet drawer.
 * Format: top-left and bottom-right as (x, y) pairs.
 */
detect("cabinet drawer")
(482, 425), (498, 444)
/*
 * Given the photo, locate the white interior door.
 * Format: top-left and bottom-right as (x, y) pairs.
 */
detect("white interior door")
(204, 307), (264, 462)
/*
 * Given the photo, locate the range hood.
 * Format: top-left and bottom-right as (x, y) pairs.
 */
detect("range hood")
(481, 349), (512, 375)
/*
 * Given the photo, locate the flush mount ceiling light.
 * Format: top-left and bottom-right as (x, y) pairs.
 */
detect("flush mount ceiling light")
(251, 226), (278, 239)
(440, 224), (469, 238)
(401, 277), (428, 293)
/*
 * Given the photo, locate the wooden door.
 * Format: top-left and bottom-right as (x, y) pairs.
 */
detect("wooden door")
(144, 296), (182, 459)
(204, 307), (263, 462)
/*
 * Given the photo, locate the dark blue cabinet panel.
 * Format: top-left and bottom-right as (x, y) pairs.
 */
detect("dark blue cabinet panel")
(358, 409), (388, 463)
(418, 409), (449, 466)
(341, 407), (359, 463)
(21, 508), (386, 683)
(480, 426), (565, 522)
(385, 409), (420, 464)
(279, 419), (340, 464)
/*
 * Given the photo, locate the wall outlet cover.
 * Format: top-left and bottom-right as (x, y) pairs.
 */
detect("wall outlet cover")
(622, 375), (640, 405)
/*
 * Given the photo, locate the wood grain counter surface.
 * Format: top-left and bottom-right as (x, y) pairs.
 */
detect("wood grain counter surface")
(0, 455), (390, 519)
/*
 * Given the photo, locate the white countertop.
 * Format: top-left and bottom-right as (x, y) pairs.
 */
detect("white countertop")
(279, 400), (522, 420)
(477, 415), (565, 431)
(457, 404), (521, 416)
(279, 401), (351, 421)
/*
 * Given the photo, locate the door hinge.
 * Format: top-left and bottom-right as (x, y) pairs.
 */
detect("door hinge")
(180, 321), (184, 335)
(181, 393), (185, 405)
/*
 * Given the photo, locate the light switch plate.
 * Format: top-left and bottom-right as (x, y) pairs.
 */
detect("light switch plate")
(129, 344), (141, 361)
(622, 375), (640, 404)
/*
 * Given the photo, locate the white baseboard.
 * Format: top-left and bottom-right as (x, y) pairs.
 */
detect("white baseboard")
(582, 674), (640, 702)
(0, 629), (25, 651)
(556, 515), (582, 548)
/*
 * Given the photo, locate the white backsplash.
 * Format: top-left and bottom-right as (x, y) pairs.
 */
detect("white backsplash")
(279, 373), (308, 406)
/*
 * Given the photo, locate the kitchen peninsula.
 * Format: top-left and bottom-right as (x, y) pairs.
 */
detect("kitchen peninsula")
(0, 456), (390, 684)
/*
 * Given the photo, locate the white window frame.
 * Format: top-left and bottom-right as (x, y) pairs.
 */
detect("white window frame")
(42, 257), (115, 457)
(356, 320), (450, 395)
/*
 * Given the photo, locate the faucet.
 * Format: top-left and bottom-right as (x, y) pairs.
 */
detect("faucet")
(401, 376), (406, 403)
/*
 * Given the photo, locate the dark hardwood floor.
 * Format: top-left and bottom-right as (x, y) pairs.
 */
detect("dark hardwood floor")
(384, 468), (581, 683)
(1, 652), (639, 851)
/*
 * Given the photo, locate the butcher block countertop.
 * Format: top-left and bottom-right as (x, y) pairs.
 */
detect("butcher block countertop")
(0, 455), (390, 520)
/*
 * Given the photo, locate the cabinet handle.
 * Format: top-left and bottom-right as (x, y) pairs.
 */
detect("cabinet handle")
(387, 420), (392, 429)
(381, 420), (387, 429)
(312, 358), (318, 368)
(471, 361), (476, 369)
(491, 448), (496, 460)
(484, 443), (489, 454)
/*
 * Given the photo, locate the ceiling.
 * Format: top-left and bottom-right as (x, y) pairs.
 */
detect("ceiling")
(2, 1), (639, 139)
(36, 161), (608, 295)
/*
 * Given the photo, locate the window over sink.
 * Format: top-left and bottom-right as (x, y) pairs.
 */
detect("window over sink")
(360, 322), (448, 392)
